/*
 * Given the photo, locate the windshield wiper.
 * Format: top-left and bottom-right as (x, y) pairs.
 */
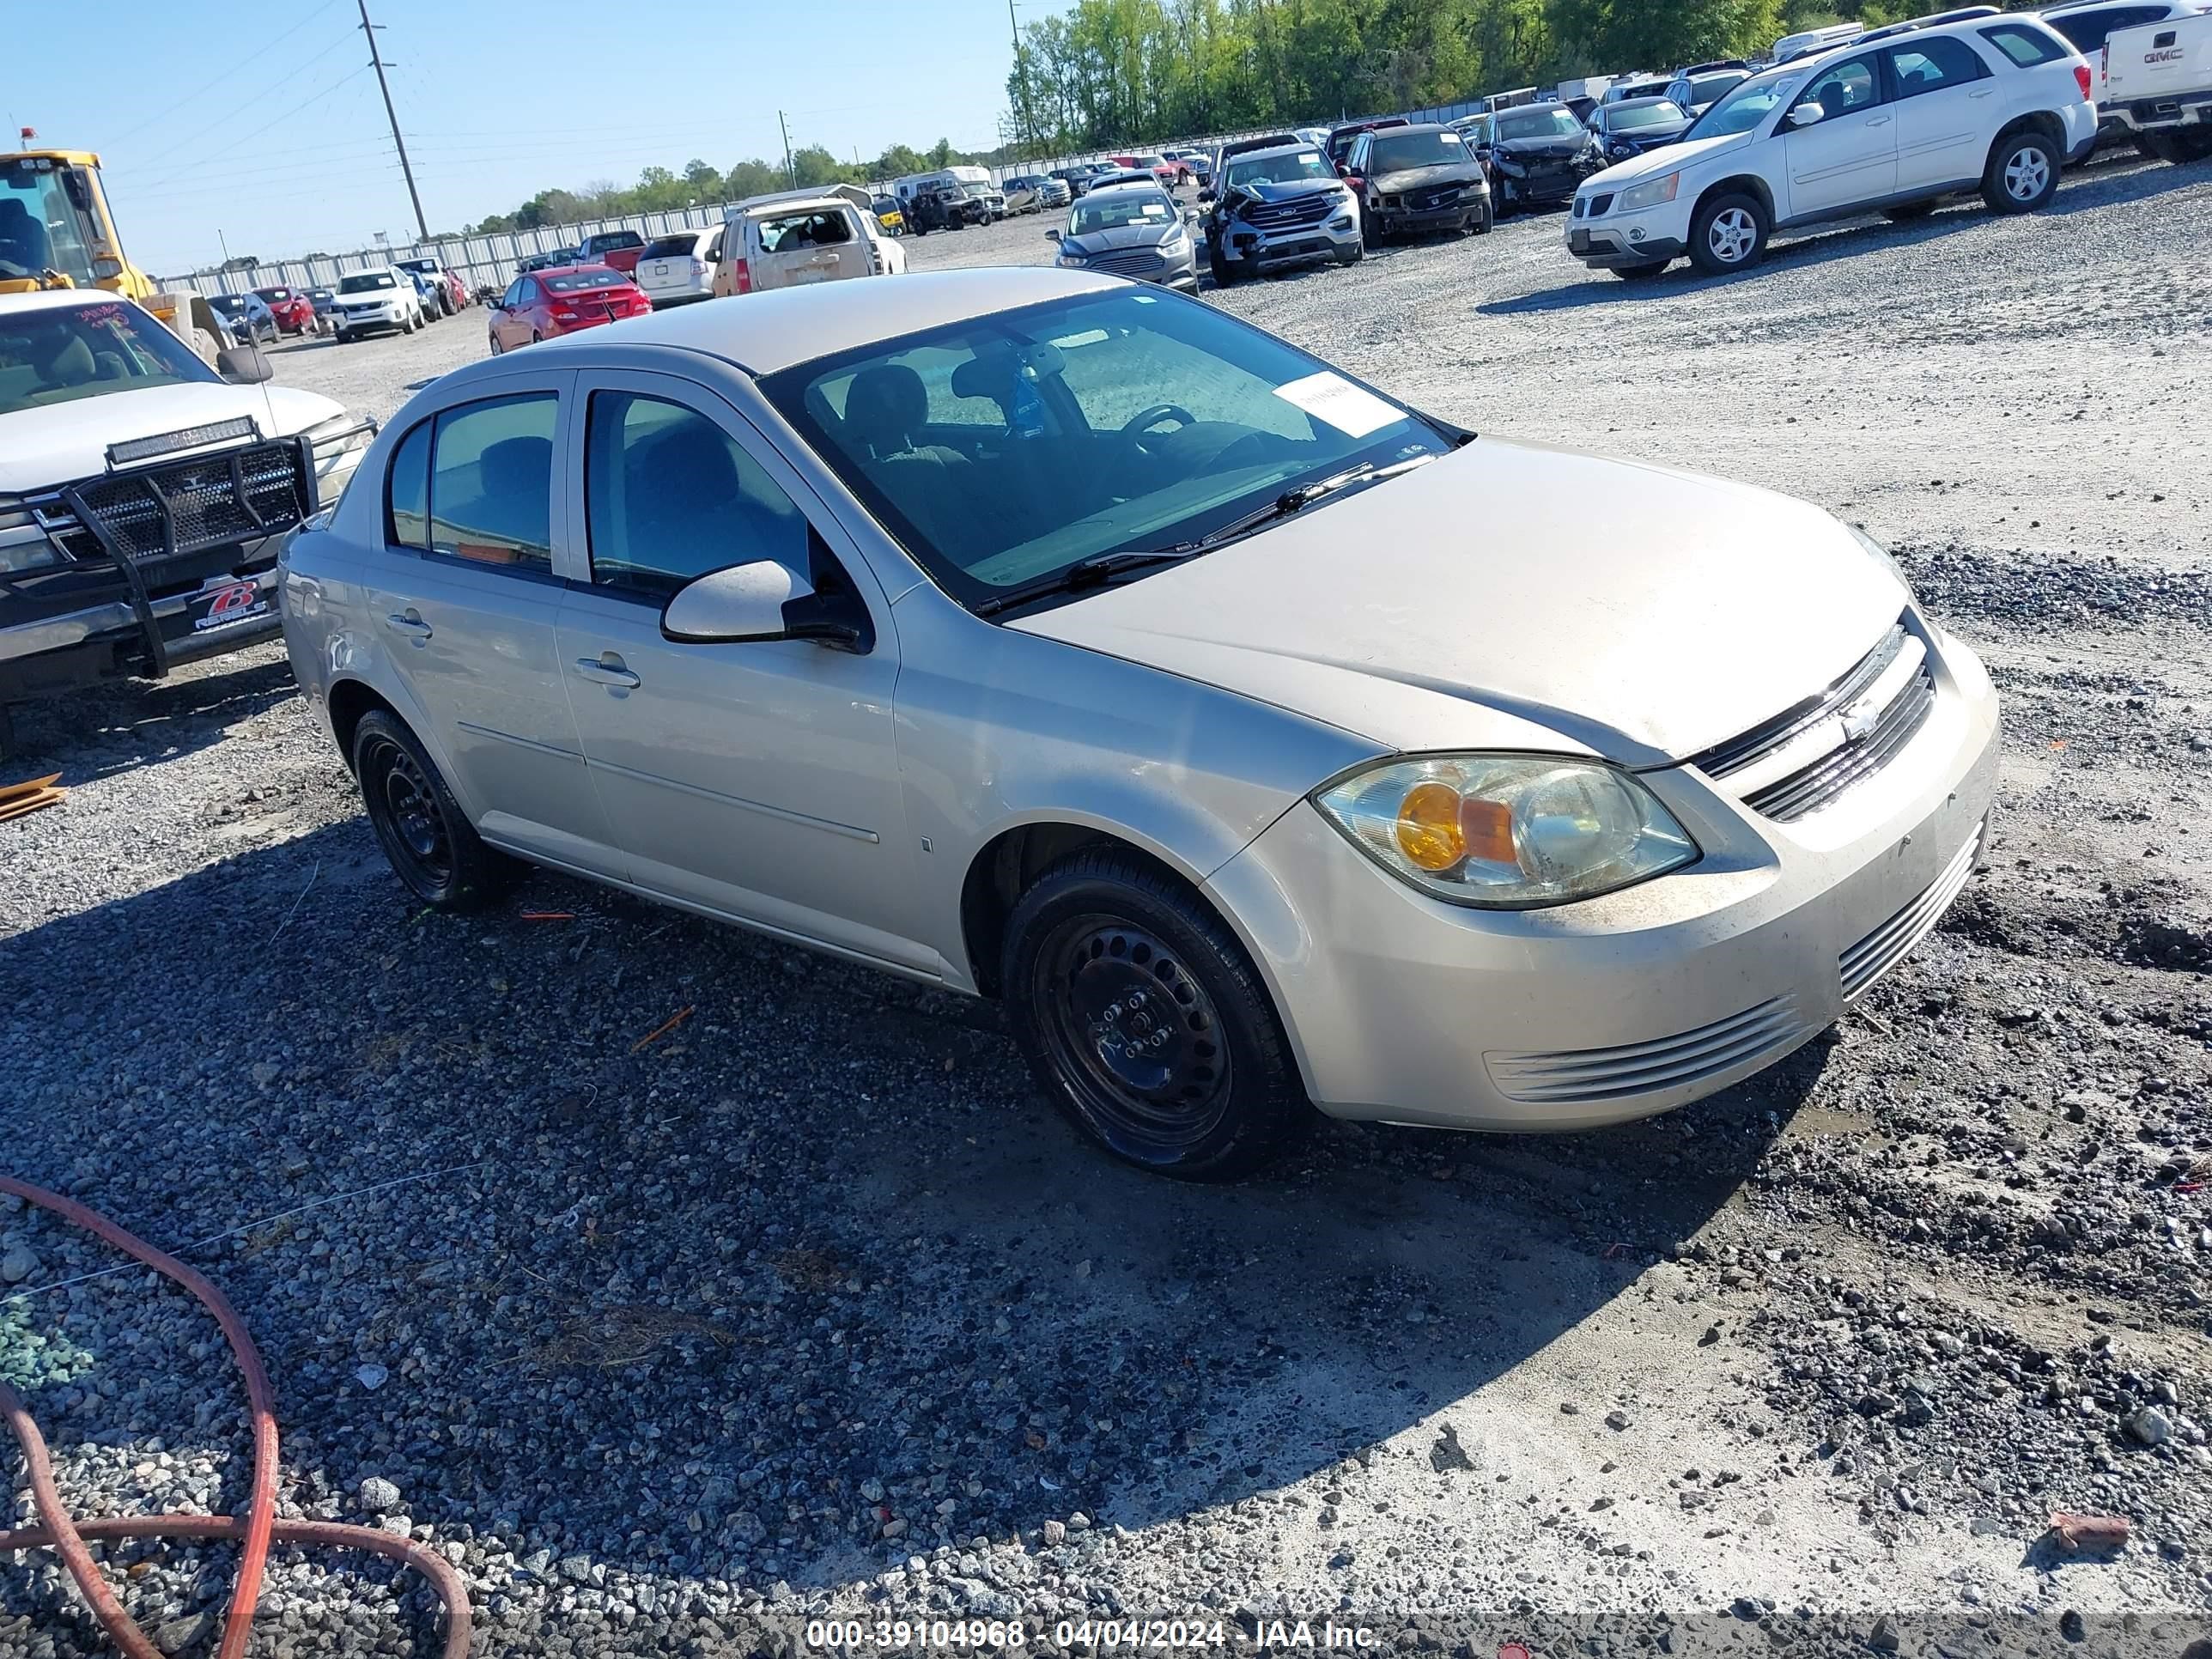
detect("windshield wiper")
(1176, 452), (1438, 554)
(971, 549), (1203, 617)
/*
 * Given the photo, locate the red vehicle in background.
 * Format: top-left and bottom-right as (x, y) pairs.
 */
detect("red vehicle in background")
(1109, 152), (1185, 187)
(485, 264), (647, 352)
(251, 284), (318, 335)
(575, 229), (647, 276)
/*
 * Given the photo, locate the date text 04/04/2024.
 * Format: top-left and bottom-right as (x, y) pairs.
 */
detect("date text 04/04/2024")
(802, 1618), (1385, 1650)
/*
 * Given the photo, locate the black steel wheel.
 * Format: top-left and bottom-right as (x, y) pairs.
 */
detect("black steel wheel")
(351, 710), (518, 911)
(1004, 849), (1306, 1180)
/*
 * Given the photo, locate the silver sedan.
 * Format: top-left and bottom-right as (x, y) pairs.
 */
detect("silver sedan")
(279, 269), (1998, 1179)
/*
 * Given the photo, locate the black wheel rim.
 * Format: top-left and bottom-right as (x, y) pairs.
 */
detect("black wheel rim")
(366, 737), (453, 890)
(1034, 914), (1232, 1161)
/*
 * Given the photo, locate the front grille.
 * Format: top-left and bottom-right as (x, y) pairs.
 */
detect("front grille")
(1411, 185), (1462, 211)
(1486, 995), (1809, 1104)
(1743, 659), (1935, 822)
(67, 442), (312, 562)
(1840, 820), (1984, 1002)
(1694, 623), (1908, 780)
(1088, 247), (1169, 277)
(1241, 194), (1335, 231)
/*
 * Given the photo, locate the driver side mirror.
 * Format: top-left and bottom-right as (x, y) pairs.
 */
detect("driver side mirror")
(1046, 227), (1061, 241)
(1197, 188), (1213, 203)
(1788, 102), (1826, 128)
(662, 559), (872, 653)
(216, 345), (273, 385)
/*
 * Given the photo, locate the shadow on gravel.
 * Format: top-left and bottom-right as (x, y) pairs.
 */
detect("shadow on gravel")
(2, 652), (297, 786)
(1, 815), (1817, 1613)
(1480, 157), (2207, 317)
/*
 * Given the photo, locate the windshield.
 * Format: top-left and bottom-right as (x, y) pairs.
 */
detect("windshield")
(0, 299), (214, 416)
(1494, 107), (1585, 142)
(1683, 64), (1802, 140)
(1607, 101), (1684, 132)
(542, 270), (627, 292)
(759, 288), (1448, 613)
(0, 159), (99, 286)
(1070, 191), (1176, 234)
(1369, 131), (1469, 172)
(338, 272), (396, 293)
(1225, 149), (1332, 189)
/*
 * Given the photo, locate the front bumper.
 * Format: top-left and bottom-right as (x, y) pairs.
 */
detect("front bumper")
(1222, 211), (1361, 271)
(1205, 622), (2001, 1132)
(335, 306), (406, 333)
(1373, 192), (1486, 234)
(1569, 219), (1689, 268)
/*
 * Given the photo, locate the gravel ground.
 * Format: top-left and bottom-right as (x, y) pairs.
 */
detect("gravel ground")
(5, 154), (2210, 1658)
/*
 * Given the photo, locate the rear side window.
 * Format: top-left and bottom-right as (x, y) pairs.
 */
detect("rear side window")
(386, 420), (430, 549)
(1979, 21), (2072, 66)
(584, 392), (811, 597)
(1887, 36), (1991, 95)
(427, 394), (556, 570)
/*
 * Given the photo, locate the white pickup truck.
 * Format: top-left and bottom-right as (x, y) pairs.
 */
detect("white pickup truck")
(2105, 11), (2212, 161)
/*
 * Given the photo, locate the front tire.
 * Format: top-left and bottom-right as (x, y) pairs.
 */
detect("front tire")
(1688, 190), (1769, 275)
(352, 711), (519, 912)
(1206, 238), (1241, 285)
(1470, 195), (1493, 234)
(1984, 128), (2059, 213)
(1003, 851), (1306, 1180)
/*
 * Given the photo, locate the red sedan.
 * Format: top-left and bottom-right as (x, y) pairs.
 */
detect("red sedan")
(252, 285), (318, 336)
(485, 264), (648, 353)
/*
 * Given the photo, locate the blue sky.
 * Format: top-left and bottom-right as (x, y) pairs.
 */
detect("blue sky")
(10, 0), (1066, 276)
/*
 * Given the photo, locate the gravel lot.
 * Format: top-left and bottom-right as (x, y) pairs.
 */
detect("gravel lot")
(5, 154), (2211, 1657)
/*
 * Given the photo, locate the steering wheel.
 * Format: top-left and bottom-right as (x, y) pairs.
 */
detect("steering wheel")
(1120, 404), (1198, 450)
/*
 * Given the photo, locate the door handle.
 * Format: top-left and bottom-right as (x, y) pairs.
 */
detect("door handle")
(385, 611), (432, 641)
(572, 655), (641, 690)
(1968, 88), (1994, 98)
(1866, 114), (1892, 126)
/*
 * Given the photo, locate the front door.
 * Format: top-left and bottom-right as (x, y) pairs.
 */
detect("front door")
(366, 376), (623, 874)
(550, 374), (926, 971)
(1782, 54), (1897, 216)
(1884, 36), (1999, 191)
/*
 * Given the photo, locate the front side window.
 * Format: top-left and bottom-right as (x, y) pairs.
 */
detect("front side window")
(585, 392), (810, 597)
(1887, 37), (1990, 96)
(386, 420), (431, 548)
(1982, 20), (2075, 64)
(761, 288), (1449, 611)
(0, 299), (216, 416)
(426, 394), (556, 570)
(1798, 57), (1883, 120)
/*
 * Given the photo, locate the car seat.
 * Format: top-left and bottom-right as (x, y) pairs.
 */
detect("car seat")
(0, 199), (56, 275)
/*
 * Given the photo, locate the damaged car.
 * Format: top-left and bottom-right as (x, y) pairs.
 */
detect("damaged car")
(1343, 122), (1493, 241)
(1199, 143), (1362, 283)
(1480, 102), (1607, 214)
(0, 289), (373, 760)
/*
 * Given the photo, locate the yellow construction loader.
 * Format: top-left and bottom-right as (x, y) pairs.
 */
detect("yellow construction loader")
(1, 145), (227, 361)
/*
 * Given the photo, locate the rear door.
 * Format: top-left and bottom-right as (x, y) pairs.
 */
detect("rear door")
(1780, 52), (1899, 216)
(1885, 34), (1999, 190)
(362, 376), (624, 875)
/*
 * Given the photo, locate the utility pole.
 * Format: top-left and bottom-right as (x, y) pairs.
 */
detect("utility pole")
(1007, 0), (1028, 155)
(778, 111), (795, 186)
(357, 0), (428, 243)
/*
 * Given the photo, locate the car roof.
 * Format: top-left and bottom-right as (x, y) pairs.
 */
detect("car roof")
(510, 268), (1119, 378)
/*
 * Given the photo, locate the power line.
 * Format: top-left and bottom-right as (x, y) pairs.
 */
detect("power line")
(105, 0), (348, 149)
(116, 64), (374, 194)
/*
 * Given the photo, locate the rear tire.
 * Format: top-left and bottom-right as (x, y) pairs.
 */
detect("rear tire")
(1688, 190), (1769, 275)
(352, 711), (520, 913)
(1002, 850), (1306, 1181)
(2139, 127), (2212, 165)
(1983, 128), (2059, 212)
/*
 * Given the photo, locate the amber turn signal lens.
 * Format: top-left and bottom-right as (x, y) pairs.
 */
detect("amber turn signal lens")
(1459, 795), (1516, 866)
(1394, 781), (1467, 871)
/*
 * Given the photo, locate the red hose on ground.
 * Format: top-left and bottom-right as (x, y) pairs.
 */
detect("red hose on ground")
(0, 1175), (471, 1658)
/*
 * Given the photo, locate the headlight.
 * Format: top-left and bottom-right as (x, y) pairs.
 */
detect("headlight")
(302, 413), (377, 475)
(1615, 173), (1680, 212)
(1056, 250), (1087, 267)
(1848, 523), (1913, 595)
(0, 505), (61, 574)
(1315, 754), (1698, 909)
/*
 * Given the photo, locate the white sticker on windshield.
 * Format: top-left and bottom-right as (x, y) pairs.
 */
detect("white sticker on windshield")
(1273, 371), (1401, 439)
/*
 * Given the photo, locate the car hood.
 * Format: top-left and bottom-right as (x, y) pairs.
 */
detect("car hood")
(1011, 438), (1905, 766)
(1589, 129), (1750, 188)
(1371, 162), (1485, 192)
(1223, 177), (1345, 204)
(0, 382), (346, 494)
(1062, 222), (1181, 255)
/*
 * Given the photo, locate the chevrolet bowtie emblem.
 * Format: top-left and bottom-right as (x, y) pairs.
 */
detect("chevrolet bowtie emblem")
(1839, 697), (1882, 744)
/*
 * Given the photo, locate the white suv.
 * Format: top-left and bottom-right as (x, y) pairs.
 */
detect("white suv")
(1568, 11), (2098, 280)
(330, 266), (428, 341)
